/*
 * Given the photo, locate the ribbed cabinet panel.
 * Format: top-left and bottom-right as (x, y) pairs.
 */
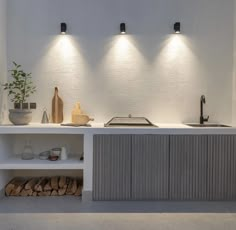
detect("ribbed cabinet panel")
(208, 135), (236, 200)
(93, 135), (131, 201)
(131, 135), (169, 200)
(170, 135), (208, 200)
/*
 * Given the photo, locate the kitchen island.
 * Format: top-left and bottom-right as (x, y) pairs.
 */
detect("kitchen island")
(0, 122), (235, 201)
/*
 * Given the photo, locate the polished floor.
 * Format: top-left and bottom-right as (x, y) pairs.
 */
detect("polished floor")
(0, 197), (236, 230)
(1, 213), (236, 230)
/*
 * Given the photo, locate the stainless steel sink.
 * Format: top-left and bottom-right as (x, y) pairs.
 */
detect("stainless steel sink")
(104, 116), (157, 127)
(185, 123), (231, 128)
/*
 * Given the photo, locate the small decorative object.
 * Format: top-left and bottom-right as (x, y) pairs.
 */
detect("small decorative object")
(2, 62), (36, 125)
(48, 155), (59, 161)
(41, 108), (49, 123)
(71, 102), (94, 125)
(52, 87), (63, 123)
(60, 146), (68, 160)
(39, 151), (50, 160)
(21, 140), (34, 160)
(71, 102), (82, 122)
(51, 147), (61, 157)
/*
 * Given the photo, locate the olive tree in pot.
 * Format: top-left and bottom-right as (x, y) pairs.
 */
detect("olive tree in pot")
(2, 62), (36, 125)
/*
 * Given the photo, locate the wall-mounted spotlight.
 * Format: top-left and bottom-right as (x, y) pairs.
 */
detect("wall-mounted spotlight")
(120, 23), (126, 34)
(174, 22), (181, 34)
(61, 22), (67, 35)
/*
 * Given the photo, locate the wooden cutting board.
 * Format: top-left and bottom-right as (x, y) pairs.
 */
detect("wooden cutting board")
(52, 87), (63, 123)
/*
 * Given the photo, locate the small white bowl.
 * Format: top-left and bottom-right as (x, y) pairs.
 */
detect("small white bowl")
(51, 148), (61, 157)
(39, 151), (50, 160)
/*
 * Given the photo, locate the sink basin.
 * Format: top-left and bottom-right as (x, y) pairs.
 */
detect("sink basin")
(185, 123), (231, 128)
(104, 116), (157, 127)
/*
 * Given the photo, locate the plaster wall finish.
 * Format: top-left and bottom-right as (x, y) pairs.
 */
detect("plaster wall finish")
(0, 0), (10, 187)
(0, 0), (8, 124)
(6, 0), (234, 123)
(232, 0), (236, 125)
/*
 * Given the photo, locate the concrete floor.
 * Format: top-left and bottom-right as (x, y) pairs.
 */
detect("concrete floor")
(1, 213), (236, 230)
(0, 197), (236, 230)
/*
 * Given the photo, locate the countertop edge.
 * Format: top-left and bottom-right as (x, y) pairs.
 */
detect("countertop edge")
(0, 123), (235, 135)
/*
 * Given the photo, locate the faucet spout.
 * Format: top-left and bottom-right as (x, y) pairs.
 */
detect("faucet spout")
(200, 95), (209, 124)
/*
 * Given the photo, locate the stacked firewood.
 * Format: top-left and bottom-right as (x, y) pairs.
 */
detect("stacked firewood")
(5, 176), (83, 197)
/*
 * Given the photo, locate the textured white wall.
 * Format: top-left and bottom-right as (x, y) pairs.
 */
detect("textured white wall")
(0, 0), (8, 124)
(233, 0), (236, 125)
(6, 0), (234, 124)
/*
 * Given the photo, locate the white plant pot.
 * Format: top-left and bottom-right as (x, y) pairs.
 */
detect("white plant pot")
(9, 109), (32, 125)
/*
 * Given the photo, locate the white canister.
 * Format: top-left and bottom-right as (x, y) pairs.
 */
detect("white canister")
(60, 146), (68, 160)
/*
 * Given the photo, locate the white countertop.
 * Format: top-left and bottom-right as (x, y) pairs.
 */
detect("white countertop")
(0, 122), (235, 135)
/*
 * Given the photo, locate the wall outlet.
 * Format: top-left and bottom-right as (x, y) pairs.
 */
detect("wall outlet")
(30, 103), (37, 109)
(14, 103), (30, 109)
(22, 103), (29, 109)
(14, 103), (21, 109)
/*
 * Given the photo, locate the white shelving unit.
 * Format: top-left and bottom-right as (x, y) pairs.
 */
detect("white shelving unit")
(0, 156), (84, 170)
(0, 125), (88, 197)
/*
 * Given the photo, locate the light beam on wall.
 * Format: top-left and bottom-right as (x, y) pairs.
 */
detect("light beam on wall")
(99, 35), (147, 98)
(37, 35), (87, 79)
(155, 34), (200, 82)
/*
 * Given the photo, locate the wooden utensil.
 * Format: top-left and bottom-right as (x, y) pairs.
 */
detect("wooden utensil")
(72, 114), (94, 125)
(52, 87), (63, 123)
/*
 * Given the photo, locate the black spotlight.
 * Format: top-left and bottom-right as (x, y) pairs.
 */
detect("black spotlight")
(120, 23), (126, 34)
(174, 22), (181, 34)
(61, 22), (67, 34)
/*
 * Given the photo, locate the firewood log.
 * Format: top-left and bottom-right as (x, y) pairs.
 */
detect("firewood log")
(58, 187), (67, 196)
(66, 178), (77, 195)
(20, 189), (29, 197)
(44, 179), (52, 191)
(36, 178), (48, 192)
(10, 178), (28, 196)
(65, 178), (72, 195)
(51, 190), (58, 196)
(59, 176), (66, 188)
(71, 178), (77, 194)
(28, 189), (33, 196)
(34, 177), (45, 192)
(25, 178), (38, 190)
(75, 185), (83, 196)
(5, 178), (19, 196)
(32, 192), (37, 196)
(38, 191), (51, 196)
(51, 177), (59, 190)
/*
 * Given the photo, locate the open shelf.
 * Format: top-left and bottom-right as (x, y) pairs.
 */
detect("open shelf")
(0, 156), (84, 170)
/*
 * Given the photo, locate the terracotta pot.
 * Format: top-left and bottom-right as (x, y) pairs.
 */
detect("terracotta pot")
(9, 109), (32, 125)
(72, 114), (94, 125)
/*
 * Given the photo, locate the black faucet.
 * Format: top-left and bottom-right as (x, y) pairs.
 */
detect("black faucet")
(200, 95), (209, 124)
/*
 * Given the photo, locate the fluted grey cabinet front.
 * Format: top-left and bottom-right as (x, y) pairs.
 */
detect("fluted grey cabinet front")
(131, 135), (169, 200)
(169, 135), (208, 200)
(93, 135), (131, 201)
(208, 135), (236, 200)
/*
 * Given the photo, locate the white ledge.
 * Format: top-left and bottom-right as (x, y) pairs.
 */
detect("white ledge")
(0, 122), (235, 135)
(0, 156), (84, 170)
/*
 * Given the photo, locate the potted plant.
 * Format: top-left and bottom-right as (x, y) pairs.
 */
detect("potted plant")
(2, 62), (36, 125)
